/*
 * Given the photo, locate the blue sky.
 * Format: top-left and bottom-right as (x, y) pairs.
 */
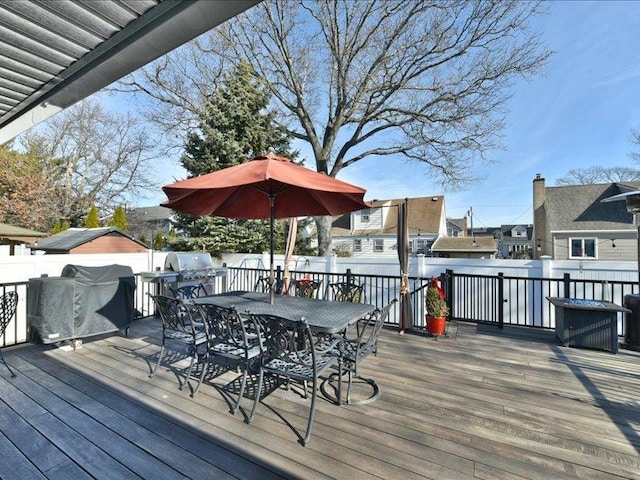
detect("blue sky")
(137, 1), (640, 228)
(337, 1), (640, 227)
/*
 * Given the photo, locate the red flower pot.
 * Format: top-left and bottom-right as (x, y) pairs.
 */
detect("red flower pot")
(426, 316), (447, 335)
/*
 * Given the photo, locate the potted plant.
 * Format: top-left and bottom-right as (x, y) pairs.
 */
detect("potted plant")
(426, 276), (448, 335)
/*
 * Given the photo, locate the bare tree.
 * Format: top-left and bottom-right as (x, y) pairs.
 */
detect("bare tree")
(555, 130), (640, 186)
(555, 166), (640, 186)
(19, 98), (158, 226)
(113, 38), (229, 156)
(630, 128), (640, 163)
(118, 0), (550, 254)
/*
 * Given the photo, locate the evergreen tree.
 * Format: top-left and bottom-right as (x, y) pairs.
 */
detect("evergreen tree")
(180, 61), (293, 176)
(107, 205), (128, 232)
(84, 205), (100, 228)
(52, 221), (61, 234)
(61, 220), (70, 231)
(153, 232), (165, 250)
(173, 61), (298, 256)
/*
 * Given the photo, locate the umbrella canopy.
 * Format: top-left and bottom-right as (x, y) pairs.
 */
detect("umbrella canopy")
(162, 152), (370, 302)
(397, 199), (413, 333)
(162, 152), (368, 219)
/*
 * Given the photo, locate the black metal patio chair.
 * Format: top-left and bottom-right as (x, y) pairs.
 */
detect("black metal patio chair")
(254, 276), (287, 295)
(149, 295), (207, 392)
(192, 303), (262, 415)
(322, 299), (396, 405)
(249, 312), (340, 445)
(328, 281), (364, 303)
(170, 283), (208, 299)
(292, 278), (323, 299)
(0, 291), (18, 377)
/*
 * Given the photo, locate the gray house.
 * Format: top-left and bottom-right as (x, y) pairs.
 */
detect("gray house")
(499, 224), (533, 259)
(533, 174), (639, 261)
(126, 206), (174, 244)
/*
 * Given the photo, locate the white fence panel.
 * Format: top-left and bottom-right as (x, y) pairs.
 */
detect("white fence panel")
(0, 251), (168, 284)
(2, 251), (638, 346)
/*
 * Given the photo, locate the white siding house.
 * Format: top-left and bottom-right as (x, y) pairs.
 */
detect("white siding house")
(329, 196), (448, 257)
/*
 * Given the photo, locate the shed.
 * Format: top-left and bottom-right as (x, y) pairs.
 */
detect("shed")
(0, 222), (47, 254)
(32, 227), (148, 254)
(431, 236), (497, 259)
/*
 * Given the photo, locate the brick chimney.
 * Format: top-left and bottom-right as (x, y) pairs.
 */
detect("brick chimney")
(532, 173), (547, 259)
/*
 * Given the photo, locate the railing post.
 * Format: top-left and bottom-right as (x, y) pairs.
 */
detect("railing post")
(327, 254), (337, 274)
(498, 272), (504, 329)
(445, 269), (454, 319)
(563, 273), (571, 298)
(221, 262), (228, 293)
(416, 253), (426, 278)
(346, 268), (352, 286)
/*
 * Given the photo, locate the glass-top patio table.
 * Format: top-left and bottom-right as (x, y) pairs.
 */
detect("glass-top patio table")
(190, 291), (376, 334)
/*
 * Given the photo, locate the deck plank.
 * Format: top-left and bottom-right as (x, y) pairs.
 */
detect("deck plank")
(1, 319), (639, 479)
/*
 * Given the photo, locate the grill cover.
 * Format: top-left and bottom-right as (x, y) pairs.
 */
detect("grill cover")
(28, 264), (135, 344)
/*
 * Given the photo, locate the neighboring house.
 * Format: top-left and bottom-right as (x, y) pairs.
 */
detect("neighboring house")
(329, 196), (447, 256)
(126, 206), (174, 243)
(0, 222), (47, 255)
(431, 236), (497, 259)
(32, 227), (148, 254)
(447, 218), (467, 237)
(469, 226), (501, 238)
(499, 224), (533, 258)
(533, 174), (639, 261)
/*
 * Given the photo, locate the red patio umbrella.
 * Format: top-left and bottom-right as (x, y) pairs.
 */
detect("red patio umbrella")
(161, 151), (370, 302)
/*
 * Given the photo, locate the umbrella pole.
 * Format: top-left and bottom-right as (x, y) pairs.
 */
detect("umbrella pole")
(270, 196), (275, 304)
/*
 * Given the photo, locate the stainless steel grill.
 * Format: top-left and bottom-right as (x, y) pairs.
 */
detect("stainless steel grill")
(140, 252), (226, 299)
(163, 252), (223, 295)
(164, 252), (217, 279)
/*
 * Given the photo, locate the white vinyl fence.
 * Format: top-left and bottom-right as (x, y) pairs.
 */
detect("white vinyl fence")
(1, 250), (638, 347)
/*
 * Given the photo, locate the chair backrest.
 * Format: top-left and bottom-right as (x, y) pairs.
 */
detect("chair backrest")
(293, 279), (322, 299)
(0, 291), (18, 335)
(170, 284), (208, 299)
(197, 303), (258, 351)
(150, 295), (193, 335)
(254, 276), (286, 295)
(329, 282), (364, 303)
(249, 313), (316, 376)
(353, 299), (396, 361)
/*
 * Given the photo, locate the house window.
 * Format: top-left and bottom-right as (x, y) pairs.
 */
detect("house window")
(414, 239), (426, 254)
(570, 238), (596, 259)
(373, 239), (383, 252)
(361, 209), (370, 222)
(353, 239), (362, 252)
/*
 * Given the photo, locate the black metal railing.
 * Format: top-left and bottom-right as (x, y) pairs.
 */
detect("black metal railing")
(226, 266), (403, 325)
(1, 281), (27, 348)
(437, 269), (639, 333)
(2, 266), (638, 348)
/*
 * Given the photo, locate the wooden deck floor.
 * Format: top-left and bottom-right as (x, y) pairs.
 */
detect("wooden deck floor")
(1, 318), (640, 479)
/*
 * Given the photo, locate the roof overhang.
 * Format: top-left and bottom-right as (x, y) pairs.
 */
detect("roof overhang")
(0, 0), (260, 144)
(601, 189), (640, 214)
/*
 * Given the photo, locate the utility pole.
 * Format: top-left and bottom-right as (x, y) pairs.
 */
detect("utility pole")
(467, 207), (476, 245)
